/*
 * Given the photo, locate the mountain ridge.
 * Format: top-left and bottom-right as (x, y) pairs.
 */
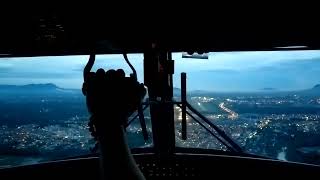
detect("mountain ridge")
(0, 83), (59, 89)
(0, 83), (318, 96)
(0, 83), (81, 94)
(312, 84), (320, 89)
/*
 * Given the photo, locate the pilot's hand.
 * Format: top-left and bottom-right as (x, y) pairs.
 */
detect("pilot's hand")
(83, 68), (146, 137)
(83, 68), (146, 119)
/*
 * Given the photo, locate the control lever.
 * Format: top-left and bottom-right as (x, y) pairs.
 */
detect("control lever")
(83, 53), (149, 142)
(123, 54), (149, 141)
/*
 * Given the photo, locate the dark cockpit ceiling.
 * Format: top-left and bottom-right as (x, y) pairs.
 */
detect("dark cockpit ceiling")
(0, 9), (319, 57)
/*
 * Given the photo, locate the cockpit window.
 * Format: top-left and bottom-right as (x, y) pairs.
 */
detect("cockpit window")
(1, 51), (320, 167)
(173, 51), (320, 166)
(0, 54), (151, 168)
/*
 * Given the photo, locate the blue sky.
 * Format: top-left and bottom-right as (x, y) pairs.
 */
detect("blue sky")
(0, 51), (320, 92)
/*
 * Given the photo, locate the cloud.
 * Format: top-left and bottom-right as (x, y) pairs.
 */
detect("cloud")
(0, 66), (12, 72)
(0, 52), (319, 91)
(201, 69), (240, 74)
(0, 71), (79, 79)
(249, 58), (320, 73)
(174, 57), (320, 91)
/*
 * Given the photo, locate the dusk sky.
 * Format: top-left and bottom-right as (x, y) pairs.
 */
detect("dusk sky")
(0, 50), (320, 92)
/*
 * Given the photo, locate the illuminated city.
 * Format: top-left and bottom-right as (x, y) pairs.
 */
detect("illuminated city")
(0, 83), (320, 168)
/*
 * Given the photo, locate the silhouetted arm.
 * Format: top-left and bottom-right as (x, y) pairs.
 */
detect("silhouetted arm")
(83, 56), (146, 180)
(97, 120), (145, 180)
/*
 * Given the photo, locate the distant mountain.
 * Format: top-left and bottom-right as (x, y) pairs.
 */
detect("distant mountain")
(260, 88), (277, 91)
(0, 83), (58, 90)
(173, 87), (181, 96)
(183, 84), (320, 97)
(173, 88), (215, 97)
(0, 83), (317, 97)
(0, 83), (79, 94)
(23, 83), (58, 89)
(313, 84), (320, 89)
(297, 84), (320, 96)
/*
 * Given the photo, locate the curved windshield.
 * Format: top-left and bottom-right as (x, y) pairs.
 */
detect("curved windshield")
(0, 54), (152, 168)
(173, 51), (320, 166)
(1, 51), (320, 167)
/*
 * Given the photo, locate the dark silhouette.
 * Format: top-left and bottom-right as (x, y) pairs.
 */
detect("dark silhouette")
(82, 54), (146, 180)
